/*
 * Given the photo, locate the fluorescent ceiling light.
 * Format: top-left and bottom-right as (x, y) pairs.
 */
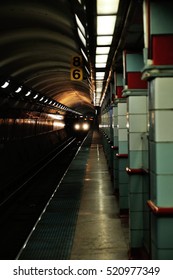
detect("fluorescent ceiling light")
(96, 83), (103, 91)
(85, 66), (90, 75)
(97, 15), (116, 35)
(96, 54), (108, 63)
(33, 94), (38, 99)
(95, 62), (107, 68)
(15, 86), (22, 93)
(96, 89), (102, 94)
(1, 80), (10, 88)
(25, 90), (31, 97)
(97, 0), (119, 14)
(96, 46), (110, 54)
(77, 27), (86, 46)
(48, 114), (64, 120)
(81, 48), (88, 61)
(97, 36), (113, 45)
(96, 80), (103, 86)
(75, 14), (86, 36)
(96, 72), (105, 78)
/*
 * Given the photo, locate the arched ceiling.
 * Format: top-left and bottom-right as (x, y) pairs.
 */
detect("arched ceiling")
(0, 0), (144, 117)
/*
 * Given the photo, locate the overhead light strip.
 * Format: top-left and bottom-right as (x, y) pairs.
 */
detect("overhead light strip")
(94, 0), (120, 107)
(97, 0), (119, 14)
(97, 15), (117, 35)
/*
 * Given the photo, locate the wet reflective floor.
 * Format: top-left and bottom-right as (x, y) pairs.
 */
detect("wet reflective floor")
(70, 131), (129, 260)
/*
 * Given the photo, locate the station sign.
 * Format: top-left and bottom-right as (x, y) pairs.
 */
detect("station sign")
(70, 55), (83, 81)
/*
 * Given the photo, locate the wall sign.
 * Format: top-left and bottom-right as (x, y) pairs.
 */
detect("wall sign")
(70, 55), (83, 81)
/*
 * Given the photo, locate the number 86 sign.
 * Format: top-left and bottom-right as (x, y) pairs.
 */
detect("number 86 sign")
(70, 56), (83, 81)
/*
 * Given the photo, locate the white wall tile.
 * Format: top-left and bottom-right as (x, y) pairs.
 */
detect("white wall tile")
(150, 77), (173, 109)
(129, 132), (143, 151)
(128, 96), (147, 114)
(118, 115), (127, 128)
(150, 110), (173, 141)
(118, 128), (128, 141)
(129, 114), (147, 132)
(118, 102), (127, 115)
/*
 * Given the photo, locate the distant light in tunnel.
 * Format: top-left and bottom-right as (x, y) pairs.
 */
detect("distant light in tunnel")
(48, 114), (64, 120)
(44, 98), (48, 103)
(53, 121), (65, 129)
(39, 96), (44, 101)
(25, 90), (31, 97)
(33, 94), (39, 99)
(1, 80), (10, 88)
(15, 86), (22, 93)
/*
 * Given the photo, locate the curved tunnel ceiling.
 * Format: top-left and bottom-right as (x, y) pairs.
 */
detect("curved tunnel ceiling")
(0, 0), (144, 117)
(0, 0), (94, 116)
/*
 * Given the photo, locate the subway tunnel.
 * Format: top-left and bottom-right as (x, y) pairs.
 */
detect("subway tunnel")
(1, 0), (173, 260)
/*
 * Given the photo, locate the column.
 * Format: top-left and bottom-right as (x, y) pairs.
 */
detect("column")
(112, 72), (124, 194)
(116, 98), (129, 213)
(123, 50), (148, 257)
(142, 0), (173, 259)
(112, 103), (119, 193)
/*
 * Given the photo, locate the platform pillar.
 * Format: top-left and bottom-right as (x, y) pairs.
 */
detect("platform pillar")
(142, 0), (173, 259)
(112, 103), (119, 193)
(123, 50), (148, 256)
(116, 99), (128, 214)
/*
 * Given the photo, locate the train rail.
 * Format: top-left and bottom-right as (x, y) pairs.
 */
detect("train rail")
(0, 134), (87, 259)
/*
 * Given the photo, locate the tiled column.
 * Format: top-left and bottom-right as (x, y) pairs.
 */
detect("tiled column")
(112, 72), (124, 194)
(116, 100), (129, 214)
(112, 104), (119, 193)
(123, 51), (148, 256)
(142, 0), (173, 259)
(148, 78), (173, 259)
(125, 92), (148, 255)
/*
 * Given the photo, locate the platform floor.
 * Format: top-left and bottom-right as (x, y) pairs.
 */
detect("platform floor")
(70, 131), (129, 260)
(17, 130), (129, 260)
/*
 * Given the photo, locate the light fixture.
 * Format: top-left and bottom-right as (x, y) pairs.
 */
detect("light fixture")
(97, 36), (113, 46)
(1, 80), (10, 88)
(33, 94), (39, 99)
(96, 54), (108, 63)
(96, 47), (110, 54)
(77, 27), (86, 47)
(39, 96), (44, 101)
(15, 86), (22, 93)
(95, 63), (107, 68)
(25, 90), (31, 97)
(81, 48), (88, 61)
(97, 0), (119, 14)
(97, 15), (116, 35)
(48, 114), (64, 120)
(96, 72), (105, 79)
(75, 14), (86, 37)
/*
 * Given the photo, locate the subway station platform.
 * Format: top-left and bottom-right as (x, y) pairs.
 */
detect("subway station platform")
(17, 130), (129, 260)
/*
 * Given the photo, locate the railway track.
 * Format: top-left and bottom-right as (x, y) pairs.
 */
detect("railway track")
(0, 135), (86, 259)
